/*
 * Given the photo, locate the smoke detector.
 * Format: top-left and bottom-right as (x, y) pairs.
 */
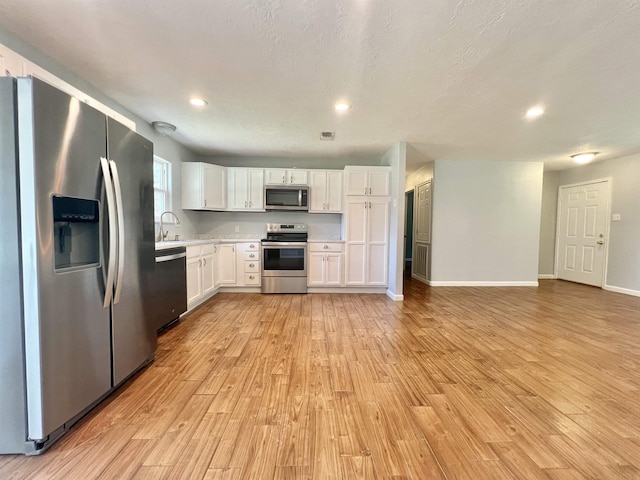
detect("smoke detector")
(320, 131), (335, 141)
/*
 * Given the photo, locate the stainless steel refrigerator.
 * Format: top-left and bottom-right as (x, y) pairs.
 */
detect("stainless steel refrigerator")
(0, 76), (156, 454)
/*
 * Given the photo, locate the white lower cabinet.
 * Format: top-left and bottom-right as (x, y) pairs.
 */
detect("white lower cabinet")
(217, 243), (237, 285)
(344, 197), (389, 286)
(308, 242), (343, 286)
(186, 243), (218, 309)
(236, 242), (261, 286)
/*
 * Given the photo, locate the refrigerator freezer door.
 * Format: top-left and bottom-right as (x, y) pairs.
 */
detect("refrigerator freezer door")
(107, 118), (156, 387)
(17, 77), (112, 441)
(0, 78), (30, 453)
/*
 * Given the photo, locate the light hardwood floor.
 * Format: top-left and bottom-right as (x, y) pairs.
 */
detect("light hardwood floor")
(2, 279), (640, 479)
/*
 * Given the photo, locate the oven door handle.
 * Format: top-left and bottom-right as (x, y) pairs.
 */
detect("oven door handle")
(261, 242), (308, 247)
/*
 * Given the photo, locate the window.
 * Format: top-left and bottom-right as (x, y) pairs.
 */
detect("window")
(153, 157), (172, 222)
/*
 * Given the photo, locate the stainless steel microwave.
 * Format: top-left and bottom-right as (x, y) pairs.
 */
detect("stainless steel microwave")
(264, 185), (309, 211)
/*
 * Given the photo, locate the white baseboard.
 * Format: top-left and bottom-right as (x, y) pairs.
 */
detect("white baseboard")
(428, 281), (539, 287)
(411, 273), (429, 285)
(538, 274), (556, 279)
(386, 290), (404, 301)
(603, 284), (640, 298)
(307, 287), (388, 294)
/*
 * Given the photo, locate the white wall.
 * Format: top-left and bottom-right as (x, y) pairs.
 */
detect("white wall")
(538, 170), (560, 277)
(381, 142), (406, 300)
(431, 160), (543, 285)
(558, 154), (640, 295)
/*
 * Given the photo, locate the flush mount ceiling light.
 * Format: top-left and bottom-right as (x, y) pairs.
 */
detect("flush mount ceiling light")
(189, 97), (208, 107)
(151, 121), (177, 136)
(525, 106), (545, 119)
(335, 103), (350, 112)
(571, 152), (599, 164)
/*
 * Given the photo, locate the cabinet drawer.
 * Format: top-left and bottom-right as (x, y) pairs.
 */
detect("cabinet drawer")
(186, 245), (202, 258)
(308, 242), (344, 253)
(245, 242), (260, 251)
(243, 250), (260, 261)
(245, 261), (260, 273)
(244, 273), (260, 285)
(202, 242), (217, 254)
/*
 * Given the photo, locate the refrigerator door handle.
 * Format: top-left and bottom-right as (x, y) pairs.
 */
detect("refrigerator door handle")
(100, 157), (117, 308)
(109, 159), (125, 305)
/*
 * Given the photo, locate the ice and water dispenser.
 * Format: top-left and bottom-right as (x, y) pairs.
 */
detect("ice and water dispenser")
(52, 195), (100, 272)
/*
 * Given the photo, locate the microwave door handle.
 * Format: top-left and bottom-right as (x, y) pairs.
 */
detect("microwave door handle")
(298, 189), (302, 207)
(109, 160), (126, 305)
(100, 157), (116, 308)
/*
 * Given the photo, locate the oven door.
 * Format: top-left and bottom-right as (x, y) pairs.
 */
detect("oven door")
(261, 242), (307, 277)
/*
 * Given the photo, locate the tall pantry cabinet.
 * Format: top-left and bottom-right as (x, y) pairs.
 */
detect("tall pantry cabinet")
(343, 166), (391, 286)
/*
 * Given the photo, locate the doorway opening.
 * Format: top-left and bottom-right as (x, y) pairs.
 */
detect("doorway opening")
(404, 190), (414, 274)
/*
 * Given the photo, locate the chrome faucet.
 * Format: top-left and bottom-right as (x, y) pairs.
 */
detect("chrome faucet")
(159, 211), (181, 241)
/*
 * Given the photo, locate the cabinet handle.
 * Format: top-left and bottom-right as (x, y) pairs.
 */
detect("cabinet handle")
(369, 201), (371, 209)
(364, 202), (367, 209)
(249, 201), (252, 207)
(324, 245), (328, 249)
(364, 187), (367, 195)
(245, 201), (247, 208)
(249, 275), (255, 279)
(214, 246), (217, 253)
(203, 258), (206, 266)
(249, 253), (255, 258)
(232, 246), (235, 252)
(204, 199), (207, 206)
(198, 259), (202, 267)
(249, 263), (255, 268)
(282, 175), (285, 184)
(290, 174), (294, 183)
(369, 187), (372, 195)
(250, 244), (255, 248)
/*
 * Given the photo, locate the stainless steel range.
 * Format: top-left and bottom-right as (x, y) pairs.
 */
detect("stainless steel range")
(261, 223), (308, 294)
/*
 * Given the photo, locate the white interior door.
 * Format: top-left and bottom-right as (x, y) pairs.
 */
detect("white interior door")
(556, 180), (610, 287)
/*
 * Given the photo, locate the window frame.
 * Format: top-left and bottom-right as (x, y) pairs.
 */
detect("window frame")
(153, 156), (173, 223)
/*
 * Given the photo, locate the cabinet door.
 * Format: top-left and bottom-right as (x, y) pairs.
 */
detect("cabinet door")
(326, 170), (343, 212)
(344, 169), (368, 196)
(186, 256), (202, 305)
(203, 164), (226, 210)
(213, 245), (222, 287)
(265, 168), (287, 185)
(217, 244), (237, 284)
(368, 170), (391, 196)
(288, 170), (308, 185)
(227, 168), (248, 209)
(325, 253), (343, 286)
(344, 198), (367, 285)
(307, 252), (325, 286)
(201, 252), (215, 295)
(247, 169), (264, 210)
(308, 171), (327, 212)
(366, 198), (389, 285)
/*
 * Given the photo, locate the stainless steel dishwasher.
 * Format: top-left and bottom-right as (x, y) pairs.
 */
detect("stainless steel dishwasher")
(154, 246), (187, 331)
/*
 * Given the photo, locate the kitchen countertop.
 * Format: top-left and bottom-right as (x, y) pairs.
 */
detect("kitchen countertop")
(155, 238), (262, 250)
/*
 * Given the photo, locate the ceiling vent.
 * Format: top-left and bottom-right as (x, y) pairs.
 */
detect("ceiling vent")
(320, 131), (335, 141)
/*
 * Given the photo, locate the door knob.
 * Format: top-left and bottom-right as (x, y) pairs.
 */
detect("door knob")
(597, 240), (604, 245)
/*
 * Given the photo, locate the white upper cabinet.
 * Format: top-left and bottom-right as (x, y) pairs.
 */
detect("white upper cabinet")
(264, 168), (308, 185)
(227, 168), (265, 211)
(344, 166), (391, 196)
(309, 170), (343, 213)
(182, 163), (227, 210)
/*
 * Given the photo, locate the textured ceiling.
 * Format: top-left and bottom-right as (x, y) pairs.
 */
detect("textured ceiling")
(1, 0), (639, 170)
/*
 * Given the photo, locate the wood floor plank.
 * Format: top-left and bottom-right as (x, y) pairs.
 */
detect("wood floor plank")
(3, 281), (640, 479)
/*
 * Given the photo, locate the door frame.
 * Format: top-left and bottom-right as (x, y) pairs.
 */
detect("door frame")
(554, 177), (612, 287)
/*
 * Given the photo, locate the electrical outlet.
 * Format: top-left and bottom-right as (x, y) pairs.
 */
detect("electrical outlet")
(235, 225), (240, 232)
(612, 214), (621, 221)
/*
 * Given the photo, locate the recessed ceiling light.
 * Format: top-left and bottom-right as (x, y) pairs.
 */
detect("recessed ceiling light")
(335, 103), (350, 111)
(525, 106), (544, 119)
(190, 97), (208, 107)
(570, 152), (598, 164)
